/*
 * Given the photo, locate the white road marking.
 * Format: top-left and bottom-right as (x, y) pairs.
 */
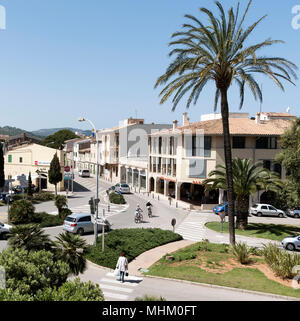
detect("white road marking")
(100, 278), (139, 287)
(102, 291), (129, 300)
(100, 284), (133, 293)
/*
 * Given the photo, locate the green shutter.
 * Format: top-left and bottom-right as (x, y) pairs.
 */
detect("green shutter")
(8, 155), (12, 163)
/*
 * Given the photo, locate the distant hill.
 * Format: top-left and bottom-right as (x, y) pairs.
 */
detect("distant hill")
(31, 128), (92, 137)
(0, 126), (31, 137)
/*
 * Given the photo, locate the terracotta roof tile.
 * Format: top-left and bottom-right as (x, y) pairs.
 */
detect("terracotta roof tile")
(150, 118), (294, 136)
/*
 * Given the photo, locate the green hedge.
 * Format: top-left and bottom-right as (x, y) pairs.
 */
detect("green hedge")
(31, 212), (65, 228)
(109, 192), (126, 204)
(32, 192), (55, 203)
(86, 228), (183, 269)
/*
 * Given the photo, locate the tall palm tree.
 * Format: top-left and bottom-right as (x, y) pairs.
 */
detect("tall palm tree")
(8, 224), (54, 251)
(155, 0), (297, 245)
(54, 232), (89, 276)
(203, 158), (283, 230)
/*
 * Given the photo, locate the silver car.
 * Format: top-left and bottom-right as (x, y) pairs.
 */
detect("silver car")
(250, 204), (285, 218)
(78, 170), (90, 177)
(0, 221), (12, 240)
(63, 213), (111, 235)
(282, 235), (300, 251)
(114, 183), (130, 194)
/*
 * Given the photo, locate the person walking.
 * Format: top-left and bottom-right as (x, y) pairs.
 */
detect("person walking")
(116, 251), (128, 283)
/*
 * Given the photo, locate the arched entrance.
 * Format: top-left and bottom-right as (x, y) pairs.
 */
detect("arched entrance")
(260, 191), (277, 205)
(157, 178), (164, 194)
(149, 177), (155, 192)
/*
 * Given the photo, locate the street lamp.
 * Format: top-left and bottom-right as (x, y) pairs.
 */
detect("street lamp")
(78, 117), (100, 246)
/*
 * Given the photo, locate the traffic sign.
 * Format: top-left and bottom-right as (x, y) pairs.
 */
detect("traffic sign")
(65, 166), (71, 172)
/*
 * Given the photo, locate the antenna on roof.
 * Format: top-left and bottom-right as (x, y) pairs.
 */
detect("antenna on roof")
(286, 106), (291, 114)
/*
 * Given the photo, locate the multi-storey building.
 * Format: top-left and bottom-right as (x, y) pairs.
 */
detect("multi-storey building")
(148, 112), (295, 209)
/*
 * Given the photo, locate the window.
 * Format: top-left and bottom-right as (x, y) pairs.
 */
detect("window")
(19, 157), (23, 163)
(204, 136), (211, 157)
(158, 137), (162, 154)
(233, 136), (245, 149)
(263, 160), (271, 170)
(256, 137), (277, 149)
(191, 135), (211, 157)
(268, 206), (276, 211)
(189, 159), (207, 178)
(261, 205), (268, 210)
(78, 216), (91, 222)
(8, 155), (12, 163)
(273, 163), (282, 178)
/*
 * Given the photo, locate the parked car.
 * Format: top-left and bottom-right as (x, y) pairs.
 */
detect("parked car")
(213, 202), (237, 216)
(250, 204), (285, 218)
(114, 183), (130, 194)
(0, 221), (12, 240)
(63, 213), (111, 235)
(287, 207), (300, 218)
(282, 235), (300, 251)
(78, 170), (90, 177)
(1, 193), (14, 204)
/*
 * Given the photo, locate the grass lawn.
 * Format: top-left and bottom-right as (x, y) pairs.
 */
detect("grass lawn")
(206, 222), (300, 241)
(145, 242), (300, 298)
(86, 228), (183, 269)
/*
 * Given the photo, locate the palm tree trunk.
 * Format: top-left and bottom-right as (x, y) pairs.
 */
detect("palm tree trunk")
(220, 88), (235, 245)
(236, 196), (249, 230)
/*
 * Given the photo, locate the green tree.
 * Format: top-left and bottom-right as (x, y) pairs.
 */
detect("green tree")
(42, 129), (79, 150)
(0, 142), (4, 192)
(276, 118), (300, 201)
(203, 158), (283, 230)
(0, 248), (69, 295)
(48, 153), (62, 195)
(10, 199), (35, 224)
(54, 232), (89, 276)
(0, 278), (104, 301)
(8, 224), (53, 252)
(54, 195), (67, 217)
(27, 172), (33, 197)
(155, 1), (297, 244)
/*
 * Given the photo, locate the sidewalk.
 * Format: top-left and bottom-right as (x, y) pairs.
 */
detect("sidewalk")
(128, 240), (195, 276)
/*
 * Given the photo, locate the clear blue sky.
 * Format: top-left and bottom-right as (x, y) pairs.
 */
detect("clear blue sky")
(0, 0), (299, 131)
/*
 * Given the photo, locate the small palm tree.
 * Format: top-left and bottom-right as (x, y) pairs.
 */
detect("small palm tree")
(54, 195), (67, 218)
(203, 158), (283, 230)
(54, 232), (89, 276)
(155, 0), (297, 244)
(8, 224), (53, 251)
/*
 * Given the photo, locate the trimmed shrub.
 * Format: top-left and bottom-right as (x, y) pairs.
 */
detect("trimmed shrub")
(231, 242), (251, 264)
(86, 228), (183, 269)
(32, 192), (55, 202)
(10, 199), (35, 224)
(109, 192), (126, 204)
(0, 248), (70, 295)
(262, 243), (300, 279)
(0, 279), (104, 301)
(30, 212), (64, 228)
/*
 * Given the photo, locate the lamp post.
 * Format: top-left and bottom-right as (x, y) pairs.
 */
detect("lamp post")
(78, 117), (99, 246)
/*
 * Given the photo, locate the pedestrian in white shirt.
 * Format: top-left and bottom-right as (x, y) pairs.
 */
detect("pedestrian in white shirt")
(116, 251), (128, 283)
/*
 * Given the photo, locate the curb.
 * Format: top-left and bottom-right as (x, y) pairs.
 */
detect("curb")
(141, 274), (300, 301)
(85, 260), (299, 301)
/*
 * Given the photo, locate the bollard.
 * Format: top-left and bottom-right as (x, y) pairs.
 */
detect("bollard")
(158, 195), (159, 201)
(176, 202), (178, 208)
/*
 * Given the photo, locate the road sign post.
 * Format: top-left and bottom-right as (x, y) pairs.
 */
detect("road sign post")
(219, 212), (226, 233)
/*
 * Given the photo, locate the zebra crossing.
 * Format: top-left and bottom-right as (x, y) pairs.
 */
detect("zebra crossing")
(175, 211), (212, 242)
(100, 271), (143, 301)
(50, 203), (128, 217)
